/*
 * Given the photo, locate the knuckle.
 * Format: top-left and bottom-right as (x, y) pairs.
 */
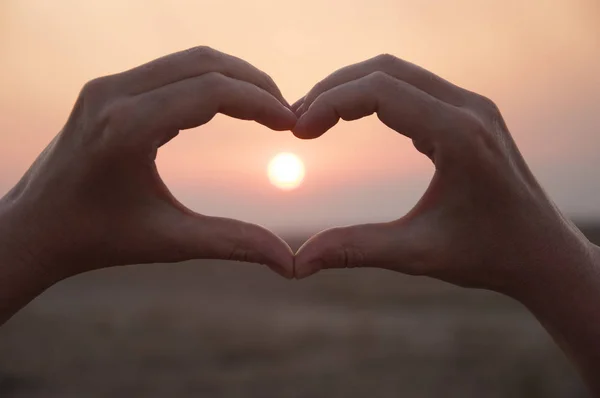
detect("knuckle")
(454, 95), (509, 157)
(325, 228), (365, 269)
(462, 111), (487, 135)
(203, 72), (228, 90)
(79, 76), (113, 105)
(67, 96), (139, 158)
(336, 245), (364, 269)
(69, 77), (123, 142)
(456, 110), (501, 155)
(260, 72), (278, 91)
(225, 224), (263, 264)
(455, 111), (486, 141)
(367, 70), (393, 88)
(307, 80), (325, 103)
(199, 72), (229, 101)
(374, 53), (398, 68)
(473, 93), (501, 117)
(100, 98), (138, 135)
(186, 45), (216, 60)
(228, 246), (252, 263)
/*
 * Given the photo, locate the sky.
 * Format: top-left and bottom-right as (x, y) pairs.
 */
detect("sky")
(0, 0), (599, 233)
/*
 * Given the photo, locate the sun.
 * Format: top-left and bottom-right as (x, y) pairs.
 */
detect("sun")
(268, 153), (305, 190)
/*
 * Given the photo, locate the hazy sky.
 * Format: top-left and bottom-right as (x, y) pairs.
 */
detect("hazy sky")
(0, 0), (599, 232)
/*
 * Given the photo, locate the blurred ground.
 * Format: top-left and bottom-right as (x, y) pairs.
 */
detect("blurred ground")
(1, 224), (599, 398)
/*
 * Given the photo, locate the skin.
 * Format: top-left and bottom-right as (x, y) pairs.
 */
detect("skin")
(0, 46), (297, 324)
(292, 54), (600, 393)
(0, 48), (599, 393)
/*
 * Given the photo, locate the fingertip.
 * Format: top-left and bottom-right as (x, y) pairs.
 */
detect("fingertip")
(292, 103), (339, 139)
(282, 106), (299, 127)
(256, 231), (295, 279)
(291, 113), (319, 139)
(197, 215), (295, 278)
(295, 103), (306, 116)
(291, 97), (305, 112)
(293, 235), (325, 279)
(291, 114), (308, 138)
(294, 263), (320, 279)
(279, 94), (291, 109)
(263, 78), (289, 108)
(293, 256), (321, 279)
(270, 105), (298, 131)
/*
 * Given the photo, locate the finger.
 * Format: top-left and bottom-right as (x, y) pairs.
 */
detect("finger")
(166, 212), (295, 278)
(300, 54), (467, 115)
(295, 102), (306, 116)
(294, 222), (425, 279)
(291, 96), (305, 113)
(117, 46), (289, 106)
(111, 73), (297, 147)
(292, 71), (465, 142)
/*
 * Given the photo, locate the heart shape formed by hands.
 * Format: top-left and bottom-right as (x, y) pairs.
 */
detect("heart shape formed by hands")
(4, 45), (597, 390)
(8, 46), (297, 284)
(11, 46), (569, 299)
(289, 54), (561, 295)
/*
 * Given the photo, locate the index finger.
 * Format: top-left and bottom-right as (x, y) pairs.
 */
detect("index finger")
(116, 46), (290, 106)
(298, 54), (467, 115)
(293, 71), (466, 143)
(110, 72), (297, 149)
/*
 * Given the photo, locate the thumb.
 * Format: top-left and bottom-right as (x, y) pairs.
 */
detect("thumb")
(163, 212), (294, 279)
(294, 221), (427, 279)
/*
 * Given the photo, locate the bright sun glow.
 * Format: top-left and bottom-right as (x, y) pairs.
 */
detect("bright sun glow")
(268, 153), (305, 191)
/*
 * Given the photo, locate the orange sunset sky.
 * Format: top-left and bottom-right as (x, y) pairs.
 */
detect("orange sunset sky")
(0, 0), (599, 232)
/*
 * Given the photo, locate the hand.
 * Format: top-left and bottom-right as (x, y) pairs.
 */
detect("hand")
(292, 54), (593, 296)
(0, 46), (297, 297)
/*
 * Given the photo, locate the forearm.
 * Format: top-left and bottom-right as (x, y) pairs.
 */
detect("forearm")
(514, 235), (600, 393)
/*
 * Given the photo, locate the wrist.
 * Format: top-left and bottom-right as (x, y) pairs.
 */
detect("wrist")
(508, 227), (598, 306)
(0, 197), (57, 296)
(507, 230), (600, 391)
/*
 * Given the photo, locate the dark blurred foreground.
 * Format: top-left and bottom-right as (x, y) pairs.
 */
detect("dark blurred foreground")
(1, 224), (599, 398)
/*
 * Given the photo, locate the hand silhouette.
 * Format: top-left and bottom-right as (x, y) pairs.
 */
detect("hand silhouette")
(292, 54), (591, 298)
(0, 46), (297, 306)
